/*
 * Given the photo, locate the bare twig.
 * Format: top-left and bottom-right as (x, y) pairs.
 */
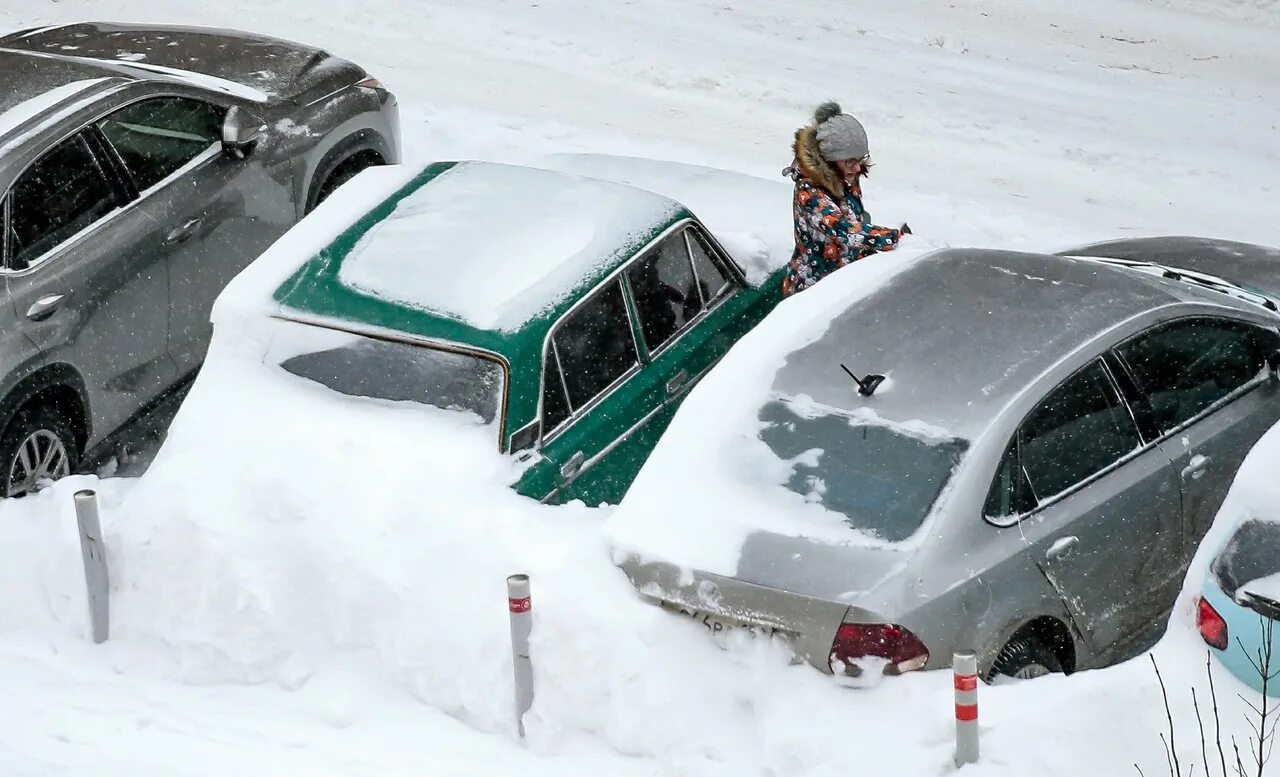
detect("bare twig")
(1210, 652), (1229, 777)
(1233, 736), (1246, 777)
(1195, 687), (1212, 777)
(1254, 619), (1273, 777)
(1154, 655), (1184, 777)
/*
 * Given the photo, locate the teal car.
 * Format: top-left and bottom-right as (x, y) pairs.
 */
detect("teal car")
(266, 159), (787, 505)
(1197, 518), (1280, 697)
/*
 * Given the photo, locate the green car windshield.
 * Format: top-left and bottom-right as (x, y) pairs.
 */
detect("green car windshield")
(269, 320), (506, 433)
(757, 397), (968, 543)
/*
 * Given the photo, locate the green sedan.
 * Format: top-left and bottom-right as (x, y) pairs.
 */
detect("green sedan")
(266, 158), (788, 505)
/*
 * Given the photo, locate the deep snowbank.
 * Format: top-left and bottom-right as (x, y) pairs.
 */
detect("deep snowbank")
(3, 247), (1276, 776)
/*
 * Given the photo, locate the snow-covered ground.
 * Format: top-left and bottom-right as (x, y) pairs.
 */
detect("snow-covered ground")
(0, 0), (1278, 774)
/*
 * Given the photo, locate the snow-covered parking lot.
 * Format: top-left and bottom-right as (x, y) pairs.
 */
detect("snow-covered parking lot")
(1, 0), (1278, 774)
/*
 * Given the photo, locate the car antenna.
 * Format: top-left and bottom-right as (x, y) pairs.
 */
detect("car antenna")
(840, 364), (885, 397)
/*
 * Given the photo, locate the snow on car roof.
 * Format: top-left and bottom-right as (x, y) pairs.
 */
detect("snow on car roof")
(0, 76), (112, 140)
(335, 161), (682, 332)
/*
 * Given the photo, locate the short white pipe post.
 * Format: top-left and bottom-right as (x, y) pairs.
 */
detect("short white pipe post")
(954, 650), (980, 768)
(507, 573), (534, 737)
(73, 489), (109, 644)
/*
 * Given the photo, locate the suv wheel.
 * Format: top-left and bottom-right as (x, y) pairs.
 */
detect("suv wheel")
(0, 405), (78, 497)
(989, 635), (1063, 680)
(309, 151), (383, 212)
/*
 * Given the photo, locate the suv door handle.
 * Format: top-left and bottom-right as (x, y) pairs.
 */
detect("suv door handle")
(1181, 454), (1210, 480)
(560, 450), (585, 480)
(167, 218), (204, 244)
(1046, 535), (1079, 561)
(26, 294), (65, 321)
(666, 369), (689, 395)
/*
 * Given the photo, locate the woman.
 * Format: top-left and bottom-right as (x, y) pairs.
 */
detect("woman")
(782, 101), (910, 297)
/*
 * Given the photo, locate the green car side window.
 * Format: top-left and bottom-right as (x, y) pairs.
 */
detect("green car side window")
(541, 279), (639, 436)
(627, 227), (738, 356)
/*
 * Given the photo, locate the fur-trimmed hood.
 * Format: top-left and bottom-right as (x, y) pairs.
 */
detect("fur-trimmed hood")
(792, 126), (846, 199)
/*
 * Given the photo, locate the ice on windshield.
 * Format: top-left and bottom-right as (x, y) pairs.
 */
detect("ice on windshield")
(336, 162), (680, 332)
(265, 320), (506, 430)
(757, 395), (967, 542)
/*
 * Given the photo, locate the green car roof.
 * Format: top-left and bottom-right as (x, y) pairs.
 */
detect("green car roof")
(272, 159), (692, 444)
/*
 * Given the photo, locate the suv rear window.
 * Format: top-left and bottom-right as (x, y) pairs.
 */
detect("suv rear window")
(269, 321), (505, 429)
(758, 397), (967, 542)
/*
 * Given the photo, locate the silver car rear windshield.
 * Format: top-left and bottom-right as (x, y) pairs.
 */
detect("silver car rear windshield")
(268, 321), (505, 428)
(758, 397), (967, 542)
(1212, 519), (1280, 598)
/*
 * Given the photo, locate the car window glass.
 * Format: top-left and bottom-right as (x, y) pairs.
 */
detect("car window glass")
(1118, 319), (1266, 433)
(984, 440), (1036, 518)
(627, 231), (702, 353)
(549, 280), (638, 419)
(1019, 359), (1141, 500)
(274, 331), (505, 426)
(98, 97), (224, 191)
(541, 351), (572, 432)
(687, 230), (732, 304)
(758, 397), (968, 542)
(1211, 518), (1280, 597)
(9, 133), (119, 270)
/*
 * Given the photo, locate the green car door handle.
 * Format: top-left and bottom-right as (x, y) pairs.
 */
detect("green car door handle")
(560, 450), (585, 480)
(666, 369), (689, 395)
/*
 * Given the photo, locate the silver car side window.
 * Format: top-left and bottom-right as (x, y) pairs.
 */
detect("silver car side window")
(1117, 318), (1271, 435)
(987, 359), (1142, 515)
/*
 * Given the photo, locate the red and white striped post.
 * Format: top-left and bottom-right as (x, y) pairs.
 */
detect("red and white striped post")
(953, 650), (979, 767)
(507, 574), (534, 738)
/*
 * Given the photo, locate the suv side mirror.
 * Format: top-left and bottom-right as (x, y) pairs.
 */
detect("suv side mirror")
(221, 106), (267, 159)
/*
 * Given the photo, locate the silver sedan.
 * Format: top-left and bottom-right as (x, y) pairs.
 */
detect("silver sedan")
(613, 237), (1280, 681)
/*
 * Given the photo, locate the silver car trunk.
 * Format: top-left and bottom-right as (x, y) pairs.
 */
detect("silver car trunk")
(736, 531), (917, 608)
(618, 554), (885, 671)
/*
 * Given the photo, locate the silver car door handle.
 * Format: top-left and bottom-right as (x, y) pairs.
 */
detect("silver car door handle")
(1181, 454), (1210, 480)
(1046, 535), (1079, 561)
(167, 217), (204, 244)
(666, 369), (689, 395)
(26, 293), (66, 321)
(560, 450), (585, 480)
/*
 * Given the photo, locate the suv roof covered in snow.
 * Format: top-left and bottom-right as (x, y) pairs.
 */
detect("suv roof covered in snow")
(0, 22), (362, 113)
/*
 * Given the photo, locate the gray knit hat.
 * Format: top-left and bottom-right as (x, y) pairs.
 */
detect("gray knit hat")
(813, 101), (869, 162)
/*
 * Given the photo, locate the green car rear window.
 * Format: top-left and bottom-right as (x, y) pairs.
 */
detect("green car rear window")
(758, 398), (968, 542)
(271, 322), (505, 428)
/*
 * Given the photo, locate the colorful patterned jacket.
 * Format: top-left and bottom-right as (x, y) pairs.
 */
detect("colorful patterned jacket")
(781, 126), (901, 297)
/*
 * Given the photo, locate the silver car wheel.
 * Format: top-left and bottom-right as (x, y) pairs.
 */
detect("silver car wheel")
(7, 429), (70, 496)
(1012, 663), (1052, 680)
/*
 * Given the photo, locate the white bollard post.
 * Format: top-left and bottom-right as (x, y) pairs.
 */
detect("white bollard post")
(954, 650), (980, 768)
(73, 489), (109, 644)
(507, 574), (534, 738)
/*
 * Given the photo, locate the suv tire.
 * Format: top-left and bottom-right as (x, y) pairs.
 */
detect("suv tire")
(0, 404), (79, 497)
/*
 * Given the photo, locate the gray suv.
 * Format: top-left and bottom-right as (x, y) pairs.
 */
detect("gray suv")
(0, 22), (400, 495)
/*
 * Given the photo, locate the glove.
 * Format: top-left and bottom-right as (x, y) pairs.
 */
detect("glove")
(899, 222), (913, 235)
